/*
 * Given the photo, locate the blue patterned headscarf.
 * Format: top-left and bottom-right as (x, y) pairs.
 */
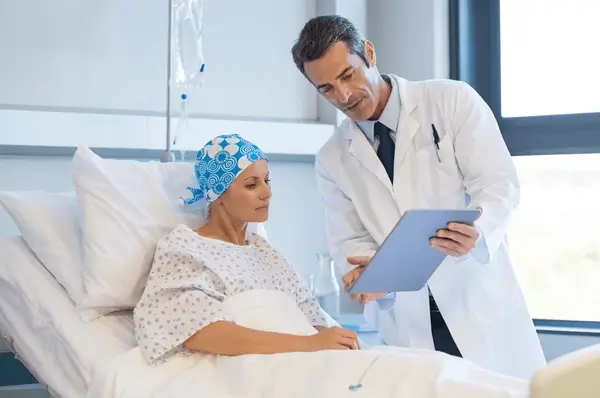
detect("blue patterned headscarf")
(183, 134), (268, 205)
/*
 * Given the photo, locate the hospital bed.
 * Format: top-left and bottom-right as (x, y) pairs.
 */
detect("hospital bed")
(2, 233), (600, 397)
(1, 148), (599, 397)
(0, 235), (136, 398)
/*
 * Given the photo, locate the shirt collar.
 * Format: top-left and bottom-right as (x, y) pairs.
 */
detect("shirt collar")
(356, 75), (400, 142)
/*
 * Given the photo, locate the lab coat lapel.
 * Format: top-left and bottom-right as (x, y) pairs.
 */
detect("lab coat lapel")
(391, 75), (420, 182)
(343, 76), (420, 197)
(344, 123), (394, 195)
(393, 109), (419, 176)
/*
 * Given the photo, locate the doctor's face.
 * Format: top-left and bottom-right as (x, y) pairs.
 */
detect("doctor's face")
(303, 41), (381, 122)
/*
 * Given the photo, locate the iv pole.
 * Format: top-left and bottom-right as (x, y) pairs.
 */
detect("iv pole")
(161, 0), (176, 163)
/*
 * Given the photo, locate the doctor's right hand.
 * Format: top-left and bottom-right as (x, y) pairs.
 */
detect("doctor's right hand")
(343, 256), (388, 304)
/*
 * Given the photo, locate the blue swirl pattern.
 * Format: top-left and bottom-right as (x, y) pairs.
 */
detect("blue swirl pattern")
(183, 134), (268, 205)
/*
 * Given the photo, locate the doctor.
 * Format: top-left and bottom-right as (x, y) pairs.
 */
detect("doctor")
(291, 15), (546, 380)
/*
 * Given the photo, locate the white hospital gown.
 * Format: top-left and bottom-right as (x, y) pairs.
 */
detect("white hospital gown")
(134, 224), (328, 365)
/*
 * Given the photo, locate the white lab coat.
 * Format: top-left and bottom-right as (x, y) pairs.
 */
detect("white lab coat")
(315, 75), (546, 380)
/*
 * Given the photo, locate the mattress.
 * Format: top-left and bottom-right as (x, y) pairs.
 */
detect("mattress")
(0, 235), (136, 398)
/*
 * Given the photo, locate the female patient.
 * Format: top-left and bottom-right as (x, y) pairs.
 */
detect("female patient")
(134, 133), (359, 365)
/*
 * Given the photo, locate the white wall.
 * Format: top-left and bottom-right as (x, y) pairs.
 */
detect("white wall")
(367, 0), (449, 80)
(0, 0), (334, 157)
(0, 0), (317, 121)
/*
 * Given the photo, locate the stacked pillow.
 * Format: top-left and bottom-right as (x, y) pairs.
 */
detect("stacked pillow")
(0, 191), (87, 312)
(0, 146), (268, 322)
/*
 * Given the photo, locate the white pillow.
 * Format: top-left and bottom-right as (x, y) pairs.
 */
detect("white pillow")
(72, 146), (267, 321)
(0, 191), (89, 308)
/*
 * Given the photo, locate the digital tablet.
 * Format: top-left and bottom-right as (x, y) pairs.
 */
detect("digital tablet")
(347, 208), (480, 294)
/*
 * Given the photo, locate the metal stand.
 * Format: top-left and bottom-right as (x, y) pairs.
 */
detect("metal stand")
(161, 0), (175, 163)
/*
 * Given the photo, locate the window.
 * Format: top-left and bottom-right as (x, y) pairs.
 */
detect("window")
(450, 0), (600, 325)
(508, 153), (600, 322)
(500, 1), (600, 118)
(450, 0), (600, 156)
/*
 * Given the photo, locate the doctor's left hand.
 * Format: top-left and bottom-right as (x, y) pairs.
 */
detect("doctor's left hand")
(430, 208), (482, 257)
(343, 256), (388, 304)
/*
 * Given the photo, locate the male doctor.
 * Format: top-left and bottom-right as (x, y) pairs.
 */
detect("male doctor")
(291, 15), (546, 379)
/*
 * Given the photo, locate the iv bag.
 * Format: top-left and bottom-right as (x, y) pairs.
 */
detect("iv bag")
(172, 0), (205, 90)
(171, 0), (206, 161)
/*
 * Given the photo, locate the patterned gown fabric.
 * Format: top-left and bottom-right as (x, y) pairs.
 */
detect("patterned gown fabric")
(134, 224), (328, 365)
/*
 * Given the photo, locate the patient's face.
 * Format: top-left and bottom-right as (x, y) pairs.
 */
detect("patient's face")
(217, 159), (271, 223)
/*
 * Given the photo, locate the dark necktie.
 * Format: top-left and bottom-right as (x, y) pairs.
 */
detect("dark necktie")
(376, 120), (437, 306)
(374, 121), (395, 182)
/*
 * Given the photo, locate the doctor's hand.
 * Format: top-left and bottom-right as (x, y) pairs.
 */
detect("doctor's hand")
(430, 208), (482, 257)
(342, 256), (388, 304)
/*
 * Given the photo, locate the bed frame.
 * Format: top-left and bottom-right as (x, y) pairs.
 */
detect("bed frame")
(3, 319), (600, 397)
(0, 333), (52, 398)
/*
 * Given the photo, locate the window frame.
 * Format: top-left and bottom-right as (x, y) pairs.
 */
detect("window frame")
(449, 0), (600, 157)
(449, 0), (600, 330)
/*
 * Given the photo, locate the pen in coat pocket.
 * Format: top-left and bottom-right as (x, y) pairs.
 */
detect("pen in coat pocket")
(431, 124), (441, 163)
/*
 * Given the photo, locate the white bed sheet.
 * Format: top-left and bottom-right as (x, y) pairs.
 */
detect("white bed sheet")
(0, 235), (136, 398)
(87, 289), (530, 398)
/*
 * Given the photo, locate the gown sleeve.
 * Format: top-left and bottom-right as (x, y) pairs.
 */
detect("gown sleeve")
(294, 276), (329, 327)
(133, 228), (232, 365)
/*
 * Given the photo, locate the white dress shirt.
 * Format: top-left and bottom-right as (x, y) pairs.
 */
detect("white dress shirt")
(356, 74), (400, 149)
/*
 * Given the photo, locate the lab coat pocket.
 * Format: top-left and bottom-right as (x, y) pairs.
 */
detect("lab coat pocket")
(414, 136), (461, 204)
(466, 264), (512, 325)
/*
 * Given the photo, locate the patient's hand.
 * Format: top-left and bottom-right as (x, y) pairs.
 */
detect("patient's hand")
(306, 326), (359, 351)
(343, 256), (388, 304)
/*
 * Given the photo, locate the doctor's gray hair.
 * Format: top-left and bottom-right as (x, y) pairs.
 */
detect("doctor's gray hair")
(291, 15), (370, 79)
